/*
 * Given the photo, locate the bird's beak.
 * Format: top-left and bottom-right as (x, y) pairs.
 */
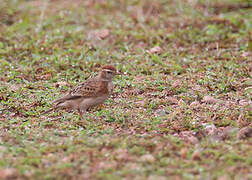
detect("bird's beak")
(116, 71), (121, 75)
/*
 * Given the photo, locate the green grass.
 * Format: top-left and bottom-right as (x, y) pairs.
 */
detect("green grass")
(0, 0), (251, 179)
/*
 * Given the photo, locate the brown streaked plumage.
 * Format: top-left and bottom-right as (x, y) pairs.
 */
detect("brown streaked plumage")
(42, 65), (120, 120)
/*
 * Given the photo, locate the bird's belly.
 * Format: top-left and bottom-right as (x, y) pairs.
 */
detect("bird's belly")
(80, 95), (109, 110)
(59, 98), (84, 110)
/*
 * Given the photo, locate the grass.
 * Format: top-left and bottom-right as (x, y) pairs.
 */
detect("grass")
(0, 0), (251, 179)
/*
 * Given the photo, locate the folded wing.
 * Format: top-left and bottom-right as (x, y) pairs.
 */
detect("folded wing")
(53, 78), (108, 105)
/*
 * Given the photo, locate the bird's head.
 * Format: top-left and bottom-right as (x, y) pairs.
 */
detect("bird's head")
(100, 65), (120, 81)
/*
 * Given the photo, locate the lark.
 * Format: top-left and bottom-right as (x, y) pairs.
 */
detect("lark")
(42, 65), (120, 119)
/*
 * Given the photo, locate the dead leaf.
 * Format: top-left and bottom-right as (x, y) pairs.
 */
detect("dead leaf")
(202, 96), (219, 104)
(36, 72), (53, 80)
(176, 130), (199, 144)
(55, 81), (69, 88)
(217, 175), (229, 180)
(88, 29), (110, 43)
(239, 99), (251, 106)
(204, 124), (217, 136)
(135, 100), (145, 107)
(155, 109), (166, 116)
(172, 80), (182, 88)
(97, 29), (110, 39)
(192, 150), (201, 161)
(148, 175), (167, 180)
(166, 97), (178, 105)
(140, 154), (155, 163)
(9, 84), (21, 92)
(149, 46), (162, 54)
(187, 136), (199, 144)
(190, 101), (200, 107)
(238, 126), (252, 139)
(241, 52), (252, 57)
(180, 148), (188, 159)
(0, 168), (18, 179)
(237, 113), (250, 127)
(178, 99), (185, 106)
(97, 161), (117, 169)
(136, 42), (146, 49)
(115, 149), (131, 161)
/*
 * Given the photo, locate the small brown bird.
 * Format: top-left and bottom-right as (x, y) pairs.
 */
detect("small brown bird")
(42, 65), (120, 119)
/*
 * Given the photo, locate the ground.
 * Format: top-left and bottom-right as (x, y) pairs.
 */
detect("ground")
(0, 0), (251, 179)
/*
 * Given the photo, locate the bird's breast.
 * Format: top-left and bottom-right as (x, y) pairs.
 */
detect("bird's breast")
(80, 95), (109, 109)
(108, 82), (114, 95)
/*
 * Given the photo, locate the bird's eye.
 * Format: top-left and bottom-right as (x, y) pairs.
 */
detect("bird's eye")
(107, 71), (112, 74)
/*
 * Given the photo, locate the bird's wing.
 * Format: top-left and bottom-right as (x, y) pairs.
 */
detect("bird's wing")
(52, 78), (109, 105)
(70, 78), (107, 97)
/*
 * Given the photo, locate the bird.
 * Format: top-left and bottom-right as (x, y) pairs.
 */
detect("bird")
(42, 65), (120, 120)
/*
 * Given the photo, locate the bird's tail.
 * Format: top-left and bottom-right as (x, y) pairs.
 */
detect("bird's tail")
(41, 98), (66, 116)
(40, 108), (54, 115)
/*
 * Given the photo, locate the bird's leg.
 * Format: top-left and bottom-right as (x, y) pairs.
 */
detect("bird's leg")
(78, 108), (83, 119)
(78, 108), (88, 123)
